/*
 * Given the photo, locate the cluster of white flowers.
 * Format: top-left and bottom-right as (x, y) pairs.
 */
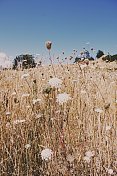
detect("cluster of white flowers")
(21, 93), (30, 98)
(13, 119), (26, 125)
(26, 105), (31, 109)
(106, 125), (111, 131)
(83, 156), (91, 163)
(41, 148), (53, 161)
(21, 73), (30, 79)
(106, 168), (114, 175)
(32, 98), (41, 105)
(25, 144), (31, 149)
(80, 64), (87, 70)
(56, 92), (71, 104)
(48, 77), (62, 88)
(94, 108), (103, 113)
(6, 122), (11, 128)
(83, 150), (95, 163)
(66, 154), (75, 163)
(11, 92), (16, 96)
(35, 113), (42, 119)
(6, 112), (11, 115)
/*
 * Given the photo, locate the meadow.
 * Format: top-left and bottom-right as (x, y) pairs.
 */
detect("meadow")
(0, 60), (117, 176)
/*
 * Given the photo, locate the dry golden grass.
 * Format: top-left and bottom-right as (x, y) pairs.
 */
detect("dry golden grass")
(0, 61), (117, 176)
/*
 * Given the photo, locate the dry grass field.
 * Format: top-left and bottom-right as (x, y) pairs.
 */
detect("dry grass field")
(0, 61), (117, 175)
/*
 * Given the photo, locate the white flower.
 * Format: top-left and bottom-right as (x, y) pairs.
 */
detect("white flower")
(6, 122), (11, 128)
(66, 154), (75, 163)
(56, 92), (71, 104)
(94, 108), (103, 113)
(33, 98), (41, 104)
(35, 113), (42, 119)
(22, 93), (30, 97)
(106, 125), (111, 131)
(115, 100), (117, 103)
(25, 144), (31, 149)
(41, 148), (53, 161)
(85, 150), (95, 158)
(107, 168), (114, 175)
(13, 119), (26, 125)
(6, 112), (11, 115)
(21, 73), (30, 79)
(83, 150), (94, 163)
(48, 77), (62, 88)
(83, 156), (91, 163)
(80, 64), (87, 69)
(11, 92), (16, 96)
(81, 90), (87, 94)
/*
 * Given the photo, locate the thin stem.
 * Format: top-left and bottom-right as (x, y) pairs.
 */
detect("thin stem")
(49, 50), (56, 76)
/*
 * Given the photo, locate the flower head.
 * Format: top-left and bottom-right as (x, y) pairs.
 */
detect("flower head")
(48, 77), (62, 88)
(22, 93), (30, 97)
(94, 108), (103, 113)
(41, 148), (53, 161)
(6, 112), (11, 115)
(13, 119), (26, 125)
(45, 41), (52, 50)
(21, 73), (29, 79)
(66, 154), (75, 163)
(11, 92), (16, 96)
(56, 92), (71, 104)
(83, 150), (95, 163)
(83, 156), (91, 163)
(33, 98), (41, 104)
(106, 125), (111, 131)
(85, 150), (95, 158)
(25, 144), (31, 149)
(107, 168), (114, 175)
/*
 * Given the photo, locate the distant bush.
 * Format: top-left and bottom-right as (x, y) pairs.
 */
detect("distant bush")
(74, 57), (94, 63)
(102, 54), (117, 62)
(96, 50), (104, 58)
(111, 54), (117, 61)
(13, 54), (36, 69)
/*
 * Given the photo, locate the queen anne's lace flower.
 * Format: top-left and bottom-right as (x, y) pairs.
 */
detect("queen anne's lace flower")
(106, 125), (111, 131)
(83, 150), (95, 163)
(107, 168), (114, 175)
(25, 144), (31, 149)
(13, 119), (26, 125)
(48, 77), (62, 88)
(32, 98), (41, 104)
(66, 154), (75, 163)
(22, 93), (30, 97)
(21, 73), (30, 79)
(56, 92), (71, 104)
(41, 148), (53, 161)
(6, 112), (11, 115)
(85, 150), (95, 158)
(83, 156), (91, 163)
(11, 92), (16, 96)
(94, 108), (103, 113)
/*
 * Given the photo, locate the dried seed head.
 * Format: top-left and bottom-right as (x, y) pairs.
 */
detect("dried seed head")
(45, 41), (52, 50)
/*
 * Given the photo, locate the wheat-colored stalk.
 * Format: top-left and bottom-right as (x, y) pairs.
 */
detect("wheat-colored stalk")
(0, 61), (117, 175)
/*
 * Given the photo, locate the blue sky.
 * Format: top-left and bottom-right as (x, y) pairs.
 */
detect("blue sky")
(0, 0), (117, 60)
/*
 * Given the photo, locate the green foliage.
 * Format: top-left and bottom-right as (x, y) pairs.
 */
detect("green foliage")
(13, 54), (36, 69)
(96, 50), (104, 58)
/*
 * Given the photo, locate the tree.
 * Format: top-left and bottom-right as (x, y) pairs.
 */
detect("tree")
(13, 54), (36, 69)
(96, 50), (104, 58)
